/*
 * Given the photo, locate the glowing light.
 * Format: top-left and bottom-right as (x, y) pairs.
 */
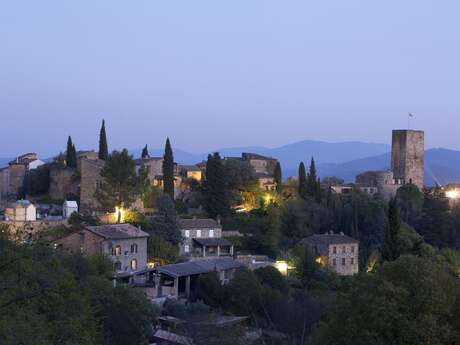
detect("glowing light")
(275, 260), (289, 276)
(115, 206), (126, 223)
(263, 193), (272, 204)
(446, 190), (460, 200)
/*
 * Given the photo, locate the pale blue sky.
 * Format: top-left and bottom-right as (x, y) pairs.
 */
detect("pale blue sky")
(1, 0), (459, 156)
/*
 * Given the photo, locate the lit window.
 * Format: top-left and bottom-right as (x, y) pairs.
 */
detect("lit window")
(209, 230), (214, 238)
(113, 245), (121, 256)
(185, 230), (190, 238)
(131, 243), (138, 253)
(130, 259), (137, 271)
(197, 230), (201, 238)
(184, 245), (190, 253)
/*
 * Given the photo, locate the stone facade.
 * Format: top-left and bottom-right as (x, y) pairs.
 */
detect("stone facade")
(304, 233), (359, 276)
(55, 224), (149, 273)
(5, 200), (37, 221)
(79, 158), (104, 212)
(48, 166), (79, 201)
(178, 218), (224, 256)
(391, 130), (424, 191)
(355, 170), (401, 200)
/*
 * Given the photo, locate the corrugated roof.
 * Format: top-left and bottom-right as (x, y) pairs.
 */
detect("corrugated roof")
(86, 224), (149, 240)
(157, 258), (242, 278)
(178, 218), (220, 230)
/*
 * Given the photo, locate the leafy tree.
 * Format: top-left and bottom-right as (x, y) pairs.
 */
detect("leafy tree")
(382, 198), (401, 261)
(419, 188), (454, 248)
(194, 272), (226, 308)
(98, 119), (109, 160)
(202, 153), (230, 218)
(293, 244), (320, 285)
(141, 144), (149, 159)
(224, 158), (259, 208)
(254, 266), (288, 294)
(311, 255), (460, 345)
(95, 149), (144, 215)
(162, 138), (175, 199)
(148, 195), (182, 245)
(274, 162), (282, 193)
(298, 162), (307, 199)
(147, 234), (179, 264)
(66, 136), (77, 168)
(322, 176), (345, 186)
(396, 184), (423, 227)
(24, 165), (50, 196)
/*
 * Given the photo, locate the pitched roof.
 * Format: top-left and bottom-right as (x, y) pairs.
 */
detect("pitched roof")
(179, 165), (201, 171)
(193, 238), (232, 247)
(304, 233), (359, 246)
(178, 218), (221, 230)
(156, 258), (242, 278)
(153, 329), (193, 345)
(86, 224), (149, 240)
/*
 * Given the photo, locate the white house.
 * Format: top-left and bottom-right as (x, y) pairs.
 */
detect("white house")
(5, 200), (37, 221)
(63, 200), (78, 218)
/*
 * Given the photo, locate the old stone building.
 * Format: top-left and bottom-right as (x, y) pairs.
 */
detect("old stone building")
(242, 152), (277, 175)
(304, 232), (359, 276)
(55, 223), (149, 273)
(178, 217), (233, 258)
(79, 158), (104, 212)
(355, 129), (425, 199)
(391, 130), (424, 191)
(4, 200), (37, 222)
(0, 153), (45, 203)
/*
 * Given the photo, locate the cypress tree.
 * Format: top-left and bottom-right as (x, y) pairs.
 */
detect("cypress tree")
(66, 136), (77, 168)
(274, 162), (282, 193)
(162, 138), (175, 199)
(141, 145), (149, 159)
(298, 162), (307, 199)
(202, 152), (230, 218)
(382, 198), (401, 261)
(98, 119), (109, 160)
(306, 157), (318, 197)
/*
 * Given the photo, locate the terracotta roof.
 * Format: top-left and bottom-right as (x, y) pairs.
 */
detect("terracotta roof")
(86, 224), (149, 240)
(178, 218), (221, 230)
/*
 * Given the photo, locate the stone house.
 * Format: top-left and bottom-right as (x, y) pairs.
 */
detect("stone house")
(63, 200), (78, 218)
(178, 218), (234, 258)
(5, 200), (37, 221)
(303, 232), (359, 276)
(242, 152), (277, 175)
(0, 153), (45, 202)
(55, 223), (149, 274)
(178, 165), (202, 181)
(255, 172), (276, 191)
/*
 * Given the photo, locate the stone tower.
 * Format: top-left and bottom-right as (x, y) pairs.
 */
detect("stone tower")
(391, 130), (424, 191)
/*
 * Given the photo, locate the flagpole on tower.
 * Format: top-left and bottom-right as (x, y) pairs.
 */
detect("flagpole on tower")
(408, 113), (414, 130)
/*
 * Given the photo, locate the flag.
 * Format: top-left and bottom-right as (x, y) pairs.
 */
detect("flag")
(409, 113), (414, 118)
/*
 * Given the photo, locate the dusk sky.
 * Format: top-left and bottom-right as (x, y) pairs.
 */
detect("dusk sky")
(1, 0), (460, 157)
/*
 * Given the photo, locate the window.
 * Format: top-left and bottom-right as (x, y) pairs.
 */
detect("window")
(209, 229), (214, 238)
(342, 258), (346, 266)
(351, 258), (355, 265)
(185, 230), (190, 238)
(114, 261), (122, 271)
(342, 246), (346, 254)
(130, 259), (137, 271)
(196, 230), (201, 238)
(332, 246), (337, 254)
(113, 245), (121, 256)
(351, 245), (355, 253)
(184, 245), (190, 253)
(333, 258), (336, 266)
(131, 243), (138, 254)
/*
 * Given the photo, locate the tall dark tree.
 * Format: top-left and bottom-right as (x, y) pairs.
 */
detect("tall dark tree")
(306, 157), (318, 198)
(382, 198), (401, 261)
(98, 119), (109, 160)
(141, 144), (149, 159)
(274, 162), (282, 193)
(66, 136), (77, 168)
(298, 162), (307, 199)
(95, 149), (144, 215)
(162, 138), (175, 200)
(202, 152), (230, 218)
(149, 195), (182, 245)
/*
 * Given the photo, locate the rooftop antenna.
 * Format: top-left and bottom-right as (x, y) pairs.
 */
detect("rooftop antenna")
(408, 113), (415, 130)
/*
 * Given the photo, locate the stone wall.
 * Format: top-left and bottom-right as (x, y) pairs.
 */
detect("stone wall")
(391, 130), (424, 191)
(80, 158), (104, 212)
(327, 243), (359, 276)
(49, 166), (79, 201)
(2, 219), (67, 241)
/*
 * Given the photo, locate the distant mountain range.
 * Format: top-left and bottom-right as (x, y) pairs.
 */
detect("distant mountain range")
(2, 141), (460, 186)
